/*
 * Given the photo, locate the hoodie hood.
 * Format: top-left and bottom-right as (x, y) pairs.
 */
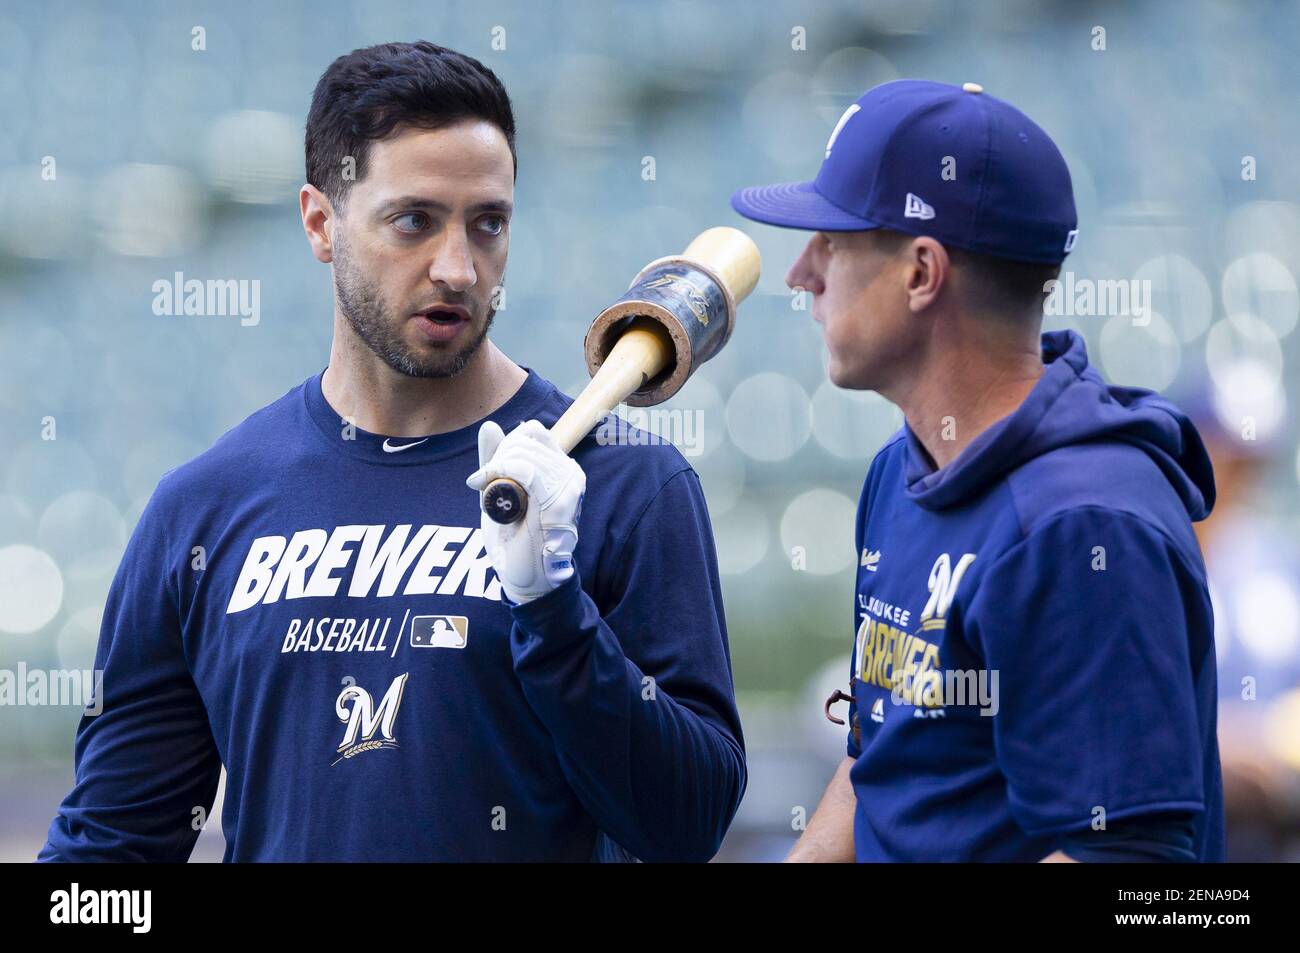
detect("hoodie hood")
(904, 329), (1216, 519)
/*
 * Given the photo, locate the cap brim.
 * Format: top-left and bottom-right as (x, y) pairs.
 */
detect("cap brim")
(730, 180), (881, 231)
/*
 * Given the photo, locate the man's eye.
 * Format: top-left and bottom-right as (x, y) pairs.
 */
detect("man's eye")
(393, 213), (428, 233)
(477, 215), (507, 236)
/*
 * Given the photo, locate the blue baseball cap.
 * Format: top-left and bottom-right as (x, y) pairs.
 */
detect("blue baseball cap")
(731, 79), (1078, 265)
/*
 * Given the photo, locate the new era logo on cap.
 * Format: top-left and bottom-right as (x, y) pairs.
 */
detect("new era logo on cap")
(731, 79), (1079, 265)
(904, 193), (935, 221)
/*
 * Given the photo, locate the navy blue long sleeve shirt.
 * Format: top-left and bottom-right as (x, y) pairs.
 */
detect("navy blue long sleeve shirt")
(39, 367), (745, 862)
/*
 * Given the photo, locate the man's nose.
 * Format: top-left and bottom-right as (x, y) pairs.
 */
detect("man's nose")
(430, 228), (477, 292)
(785, 241), (824, 297)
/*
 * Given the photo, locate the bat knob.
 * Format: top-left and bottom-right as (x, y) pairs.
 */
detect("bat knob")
(482, 477), (527, 525)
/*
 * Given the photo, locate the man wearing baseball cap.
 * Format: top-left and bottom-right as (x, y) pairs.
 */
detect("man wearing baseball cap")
(733, 79), (1224, 862)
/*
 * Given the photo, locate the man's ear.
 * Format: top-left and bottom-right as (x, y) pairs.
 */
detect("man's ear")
(300, 184), (336, 264)
(903, 236), (950, 313)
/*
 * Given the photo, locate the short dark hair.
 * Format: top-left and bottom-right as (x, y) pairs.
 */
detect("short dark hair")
(944, 245), (1061, 317)
(305, 40), (516, 210)
(871, 229), (1060, 318)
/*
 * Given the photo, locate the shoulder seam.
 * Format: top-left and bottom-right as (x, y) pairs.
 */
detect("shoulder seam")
(133, 475), (190, 669)
(987, 503), (1204, 588)
(604, 464), (697, 577)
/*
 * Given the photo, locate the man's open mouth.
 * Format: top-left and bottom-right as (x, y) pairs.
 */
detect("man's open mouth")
(415, 307), (469, 325)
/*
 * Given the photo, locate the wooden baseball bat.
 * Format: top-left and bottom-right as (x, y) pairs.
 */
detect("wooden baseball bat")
(481, 226), (760, 525)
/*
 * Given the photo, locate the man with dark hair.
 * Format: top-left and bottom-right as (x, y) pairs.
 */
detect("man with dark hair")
(40, 41), (745, 863)
(732, 79), (1224, 862)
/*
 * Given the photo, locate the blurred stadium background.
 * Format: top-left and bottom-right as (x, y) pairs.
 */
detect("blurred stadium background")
(2, 0), (1299, 862)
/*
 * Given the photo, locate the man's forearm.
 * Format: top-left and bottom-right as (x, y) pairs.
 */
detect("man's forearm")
(787, 755), (857, 862)
(508, 574), (745, 862)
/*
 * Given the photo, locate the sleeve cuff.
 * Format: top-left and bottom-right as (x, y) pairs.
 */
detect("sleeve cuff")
(507, 571), (589, 641)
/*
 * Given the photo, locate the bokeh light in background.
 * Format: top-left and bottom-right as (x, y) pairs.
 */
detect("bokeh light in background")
(1, 0), (1298, 862)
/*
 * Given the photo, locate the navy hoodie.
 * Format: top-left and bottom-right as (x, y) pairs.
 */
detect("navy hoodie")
(39, 368), (745, 862)
(847, 330), (1224, 861)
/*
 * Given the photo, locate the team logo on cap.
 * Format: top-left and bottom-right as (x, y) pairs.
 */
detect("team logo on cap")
(904, 193), (936, 221)
(825, 103), (860, 157)
(1063, 229), (1079, 253)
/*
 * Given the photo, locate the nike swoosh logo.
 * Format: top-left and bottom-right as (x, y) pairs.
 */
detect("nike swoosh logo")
(382, 438), (429, 453)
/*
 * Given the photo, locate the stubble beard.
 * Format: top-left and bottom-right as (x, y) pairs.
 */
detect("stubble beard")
(333, 229), (496, 380)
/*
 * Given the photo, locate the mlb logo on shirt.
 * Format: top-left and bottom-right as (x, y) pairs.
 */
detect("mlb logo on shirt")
(410, 615), (469, 649)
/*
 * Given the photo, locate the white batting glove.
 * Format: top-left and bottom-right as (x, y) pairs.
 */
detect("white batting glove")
(465, 419), (586, 604)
